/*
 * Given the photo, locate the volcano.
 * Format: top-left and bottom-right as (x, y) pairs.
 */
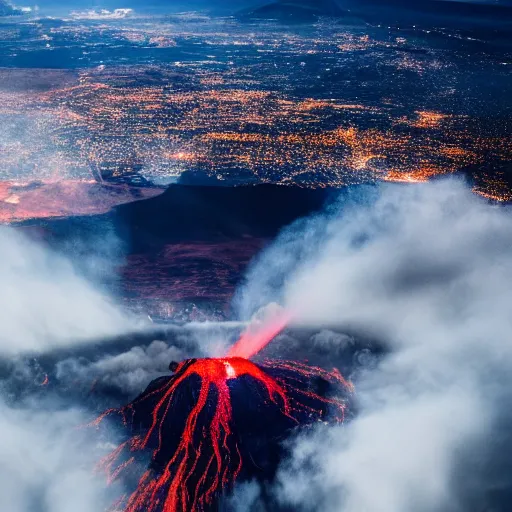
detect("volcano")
(95, 355), (353, 511)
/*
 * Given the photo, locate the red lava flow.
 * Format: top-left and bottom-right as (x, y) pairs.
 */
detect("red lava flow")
(94, 312), (353, 512)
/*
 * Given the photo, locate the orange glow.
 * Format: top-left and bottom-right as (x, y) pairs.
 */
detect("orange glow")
(473, 189), (508, 202)
(413, 111), (451, 129)
(227, 311), (292, 359)
(383, 171), (429, 183)
(95, 356), (351, 512)
(0, 180), (164, 223)
(169, 152), (198, 161)
(383, 164), (444, 184)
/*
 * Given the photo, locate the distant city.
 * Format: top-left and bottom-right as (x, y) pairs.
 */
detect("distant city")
(0, 8), (511, 222)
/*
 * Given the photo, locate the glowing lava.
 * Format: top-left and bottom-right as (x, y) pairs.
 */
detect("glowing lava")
(227, 310), (292, 359)
(94, 310), (352, 511)
(95, 356), (352, 512)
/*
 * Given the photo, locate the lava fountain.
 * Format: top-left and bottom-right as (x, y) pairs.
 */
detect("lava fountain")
(226, 310), (293, 359)
(94, 313), (353, 512)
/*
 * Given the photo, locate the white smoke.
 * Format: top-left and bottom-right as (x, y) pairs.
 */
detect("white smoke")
(0, 226), (137, 355)
(0, 401), (117, 512)
(56, 340), (185, 395)
(52, 321), (249, 396)
(235, 178), (512, 511)
(0, 226), (138, 511)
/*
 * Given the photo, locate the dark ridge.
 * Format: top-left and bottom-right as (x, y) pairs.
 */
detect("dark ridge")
(239, 0), (347, 22)
(27, 184), (337, 252)
(352, 0), (512, 20)
(13, 185), (342, 312)
(115, 183), (333, 245)
(340, 0), (512, 32)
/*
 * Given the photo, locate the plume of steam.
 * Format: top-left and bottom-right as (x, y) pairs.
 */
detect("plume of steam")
(0, 401), (116, 512)
(0, 226), (136, 511)
(0, 226), (136, 355)
(234, 178), (512, 511)
(56, 340), (186, 395)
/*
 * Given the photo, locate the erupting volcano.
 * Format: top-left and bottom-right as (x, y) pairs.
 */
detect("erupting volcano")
(94, 314), (353, 512)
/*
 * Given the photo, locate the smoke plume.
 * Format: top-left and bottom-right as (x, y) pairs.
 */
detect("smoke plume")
(0, 226), (135, 355)
(235, 178), (512, 511)
(0, 226), (136, 512)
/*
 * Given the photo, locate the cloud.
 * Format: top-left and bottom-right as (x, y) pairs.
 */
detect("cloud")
(0, 398), (118, 512)
(0, 0), (21, 16)
(69, 8), (134, 20)
(0, 225), (141, 512)
(55, 340), (186, 396)
(234, 178), (512, 511)
(0, 226), (137, 355)
(223, 481), (263, 511)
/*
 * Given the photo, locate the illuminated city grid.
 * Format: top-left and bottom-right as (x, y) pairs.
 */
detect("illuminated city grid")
(0, 13), (511, 211)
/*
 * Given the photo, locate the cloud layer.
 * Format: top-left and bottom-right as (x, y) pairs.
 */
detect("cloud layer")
(235, 178), (512, 511)
(0, 227), (135, 355)
(0, 400), (117, 512)
(0, 227), (135, 512)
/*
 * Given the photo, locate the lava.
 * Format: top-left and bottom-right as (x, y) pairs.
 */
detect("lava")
(227, 311), (292, 359)
(94, 315), (352, 512)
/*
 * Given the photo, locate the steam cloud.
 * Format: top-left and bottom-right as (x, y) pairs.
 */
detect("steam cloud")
(0, 226), (135, 355)
(0, 401), (116, 512)
(56, 340), (185, 395)
(0, 227), (134, 512)
(235, 178), (512, 511)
